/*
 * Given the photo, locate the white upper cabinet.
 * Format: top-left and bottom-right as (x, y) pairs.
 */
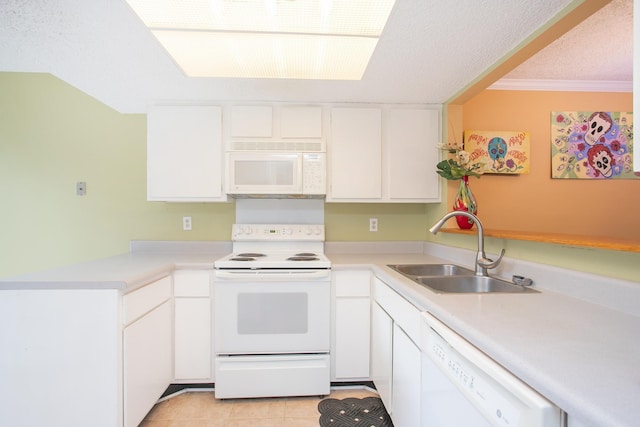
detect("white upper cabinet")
(329, 107), (383, 200)
(229, 104), (323, 142)
(281, 106), (323, 138)
(386, 109), (440, 201)
(328, 107), (440, 202)
(230, 106), (273, 138)
(147, 105), (225, 202)
(147, 103), (439, 203)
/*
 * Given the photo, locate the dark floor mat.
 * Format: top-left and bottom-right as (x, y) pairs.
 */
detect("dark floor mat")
(318, 397), (393, 427)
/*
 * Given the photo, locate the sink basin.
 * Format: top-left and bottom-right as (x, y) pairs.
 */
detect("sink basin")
(415, 275), (539, 294)
(387, 263), (537, 294)
(388, 264), (474, 277)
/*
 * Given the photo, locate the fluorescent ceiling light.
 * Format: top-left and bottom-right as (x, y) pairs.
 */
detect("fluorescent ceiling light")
(124, 0), (395, 80)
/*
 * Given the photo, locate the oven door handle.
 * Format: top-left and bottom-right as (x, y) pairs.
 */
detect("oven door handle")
(214, 270), (331, 281)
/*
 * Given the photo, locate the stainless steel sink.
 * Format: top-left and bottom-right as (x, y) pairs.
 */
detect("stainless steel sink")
(414, 275), (539, 294)
(388, 264), (474, 277)
(387, 263), (537, 294)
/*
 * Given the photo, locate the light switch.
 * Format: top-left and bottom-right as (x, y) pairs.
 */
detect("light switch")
(76, 181), (86, 196)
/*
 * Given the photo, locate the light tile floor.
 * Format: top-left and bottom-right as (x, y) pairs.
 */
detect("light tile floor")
(141, 387), (379, 427)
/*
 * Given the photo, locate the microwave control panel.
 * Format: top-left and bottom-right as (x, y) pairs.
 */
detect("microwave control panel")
(302, 153), (326, 195)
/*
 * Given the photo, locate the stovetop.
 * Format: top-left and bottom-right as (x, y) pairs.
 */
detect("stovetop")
(215, 250), (331, 269)
(214, 224), (330, 270)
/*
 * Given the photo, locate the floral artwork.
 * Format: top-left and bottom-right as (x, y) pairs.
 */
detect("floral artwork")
(463, 130), (530, 174)
(551, 111), (636, 179)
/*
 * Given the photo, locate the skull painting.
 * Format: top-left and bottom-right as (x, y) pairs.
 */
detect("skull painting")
(487, 137), (507, 169)
(587, 144), (615, 178)
(585, 112), (613, 145)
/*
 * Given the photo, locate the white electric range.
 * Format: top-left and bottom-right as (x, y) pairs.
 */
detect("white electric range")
(213, 224), (331, 399)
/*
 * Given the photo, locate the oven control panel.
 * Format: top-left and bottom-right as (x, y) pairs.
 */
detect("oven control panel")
(232, 224), (324, 241)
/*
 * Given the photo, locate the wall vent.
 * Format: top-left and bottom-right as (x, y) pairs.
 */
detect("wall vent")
(228, 140), (325, 152)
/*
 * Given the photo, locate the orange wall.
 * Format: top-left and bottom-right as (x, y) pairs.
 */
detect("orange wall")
(458, 89), (638, 241)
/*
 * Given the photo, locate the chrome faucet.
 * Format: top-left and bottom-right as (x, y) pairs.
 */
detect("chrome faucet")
(429, 211), (505, 276)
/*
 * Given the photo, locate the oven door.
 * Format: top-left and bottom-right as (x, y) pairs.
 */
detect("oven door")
(213, 271), (330, 354)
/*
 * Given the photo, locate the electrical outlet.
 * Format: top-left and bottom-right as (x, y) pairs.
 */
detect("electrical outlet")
(182, 216), (192, 231)
(369, 218), (378, 232)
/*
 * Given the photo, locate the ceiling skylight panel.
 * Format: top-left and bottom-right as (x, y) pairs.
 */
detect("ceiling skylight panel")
(153, 31), (378, 79)
(124, 0), (395, 79)
(126, 0), (395, 36)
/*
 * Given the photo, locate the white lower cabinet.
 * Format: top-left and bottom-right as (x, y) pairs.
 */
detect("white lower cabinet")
(123, 277), (173, 427)
(371, 277), (422, 426)
(391, 323), (422, 427)
(332, 270), (371, 380)
(371, 300), (393, 410)
(173, 270), (213, 382)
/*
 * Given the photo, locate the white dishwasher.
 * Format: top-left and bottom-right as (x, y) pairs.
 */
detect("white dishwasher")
(421, 313), (562, 427)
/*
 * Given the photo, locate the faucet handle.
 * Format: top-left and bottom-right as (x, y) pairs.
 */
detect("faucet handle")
(477, 248), (505, 270)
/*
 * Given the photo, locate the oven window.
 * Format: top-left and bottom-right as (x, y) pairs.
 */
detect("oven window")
(237, 293), (308, 334)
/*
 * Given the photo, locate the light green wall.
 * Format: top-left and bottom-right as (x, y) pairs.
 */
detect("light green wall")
(0, 73), (234, 277)
(324, 203), (429, 241)
(2, 72), (638, 283)
(0, 72), (427, 278)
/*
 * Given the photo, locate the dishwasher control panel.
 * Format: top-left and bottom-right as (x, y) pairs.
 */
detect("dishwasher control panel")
(427, 328), (521, 426)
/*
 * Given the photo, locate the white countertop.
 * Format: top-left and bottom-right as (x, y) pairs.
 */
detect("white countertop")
(1, 242), (638, 427)
(0, 252), (222, 292)
(328, 251), (640, 427)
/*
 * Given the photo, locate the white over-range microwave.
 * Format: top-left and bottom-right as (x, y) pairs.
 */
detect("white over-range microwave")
(225, 143), (326, 198)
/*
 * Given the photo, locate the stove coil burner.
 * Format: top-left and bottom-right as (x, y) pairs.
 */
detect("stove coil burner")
(287, 255), (320, 261)
(230, 253), (266, 262)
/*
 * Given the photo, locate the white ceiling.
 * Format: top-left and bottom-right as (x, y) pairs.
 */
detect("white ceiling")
(0, 0), (632, 114)
(498, 0), (632, 85)
(504, 0), (633, 82)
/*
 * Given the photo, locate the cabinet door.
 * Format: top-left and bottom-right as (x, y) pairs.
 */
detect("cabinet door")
(392, 324), (422, 427)
(386, 109), (440, 201)
(174, 270), (211, 297)
(281, 106), (322, 138)
(329, 108), (382, 200)
(147, 105), (224, 201)
(334, 297), (370, 379)
(231, 105), (273, 137)
(370, 301), (393, 412)
(174, 298), (212, 380)
(333, 270), (371, 380)
(123, 300), (172, 427)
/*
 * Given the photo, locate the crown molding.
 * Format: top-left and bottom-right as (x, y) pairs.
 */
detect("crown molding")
(488, 79), (632, 92)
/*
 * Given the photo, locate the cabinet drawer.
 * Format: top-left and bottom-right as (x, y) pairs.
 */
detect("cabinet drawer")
(124, 276), (172, 325)
(174, 270), (211, 297)
(334, 270), (371, 297)
(373, 277), (421, 343)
